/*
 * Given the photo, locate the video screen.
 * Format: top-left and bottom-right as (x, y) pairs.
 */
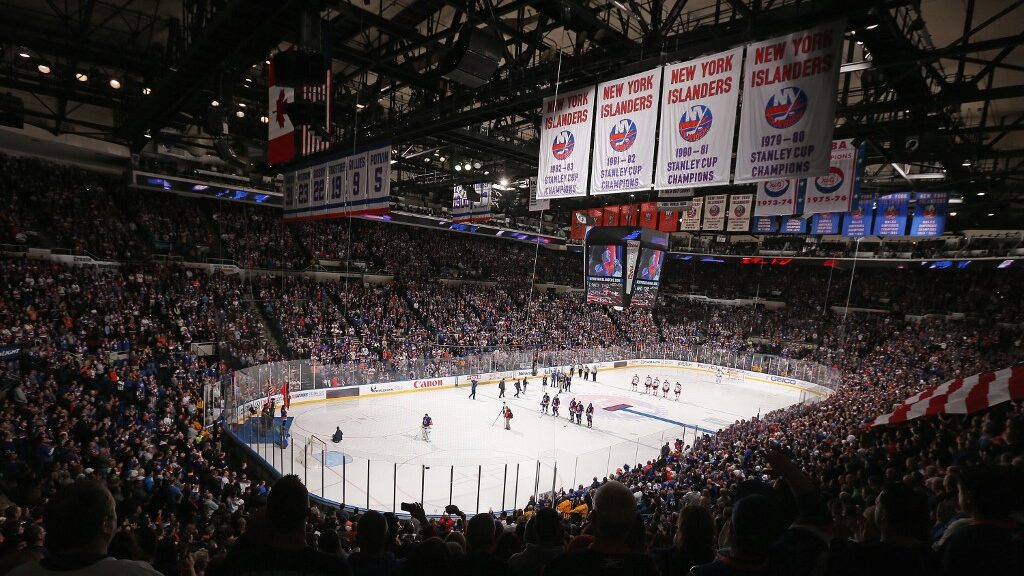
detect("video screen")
(637, 248), (665, 282)
(587, 245), (623, 278)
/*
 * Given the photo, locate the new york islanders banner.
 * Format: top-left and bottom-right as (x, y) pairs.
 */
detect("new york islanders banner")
(656, 47), (743, 189)
(735, 21), (845, 182)
(639, 202), (659, 229)
(873, 192), (910, 236)
(727, 194), (753, 232)
(910, 192), (948, 237)
(452, 183), (492, 222)
(537, 86), (595, 199)
(267, 62), (295, 166)
(680, 197), (702, 231)
(592, 69), (661, 194)
(810, 212), (841, 235)
(803, 139), (863, 215)
(754, 178), (801, 216)
(702, 194), (727, 230)
(842, 194), (874, 237)
(658, 210), (680, 232)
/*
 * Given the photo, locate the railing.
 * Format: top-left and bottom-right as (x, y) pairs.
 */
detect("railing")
(209, 343), (839, 514)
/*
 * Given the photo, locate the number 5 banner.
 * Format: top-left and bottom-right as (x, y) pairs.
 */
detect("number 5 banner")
(735, 21), (845, 183)
(657, 47), (743, 189)
(592, 69), (661, 195)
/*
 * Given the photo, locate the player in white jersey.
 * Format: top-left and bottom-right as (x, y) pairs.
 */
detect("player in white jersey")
(674, 381), (682, 401)
(716, 368), (723, 385)
(631, 375), (639, 391)
(652, 378), (660, 394)
(644, 375), (652, 394)
(421, 413), (433, 441)
(662, 380), (669, 398)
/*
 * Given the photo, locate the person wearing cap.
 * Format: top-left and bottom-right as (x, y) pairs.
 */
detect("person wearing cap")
(545, 480), (658, 576)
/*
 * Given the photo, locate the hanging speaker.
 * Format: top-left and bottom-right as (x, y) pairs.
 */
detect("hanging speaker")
(272, 51), (327, 87)
(440, 26), (504, 88)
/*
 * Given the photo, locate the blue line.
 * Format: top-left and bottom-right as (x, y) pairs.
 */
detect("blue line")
(620, 408), (716, 434)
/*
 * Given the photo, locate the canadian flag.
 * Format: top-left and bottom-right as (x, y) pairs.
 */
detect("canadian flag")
(267, 62), (295, 166)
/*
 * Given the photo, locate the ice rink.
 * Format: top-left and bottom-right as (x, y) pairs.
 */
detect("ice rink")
(270, 366), (811, 514)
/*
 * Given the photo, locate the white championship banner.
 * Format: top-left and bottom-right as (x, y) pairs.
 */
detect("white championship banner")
(592, 69), (661, 194)
(537, 86), (596, 199)
(656, 47), (743, 189)
(727, 194), (753, 232)
(702, 194), (727, 230)
(754, 178), (800, 216)
(735, 21), (845, 182)
(680, 197), (703, 231)
(802, 139), (860, 215)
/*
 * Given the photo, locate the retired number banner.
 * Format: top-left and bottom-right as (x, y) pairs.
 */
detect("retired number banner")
(702, 194), (727, 231)
(592, 69), (661, 194)
(537, 86), (595, 199)
(727, 194), (753, 232)
(735, 21), (845, 182)
(657, 47), (743, 189)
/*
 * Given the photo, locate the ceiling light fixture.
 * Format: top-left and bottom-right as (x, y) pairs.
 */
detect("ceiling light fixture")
(142, 87), (152, 95)
(473, 162), (482, 169)
(75, 72), (88, 82)
(211, 100), (220, 107)
(19, 51), (31, 59)
(109, 78), (121, 89)
(500, 178), (509, 186)
(949, 211), (957, 217)
(961, 160), (971, 167)
(238, 102), (246, 108)
(259, 115), (269, 124)
(235, 110), (245, 118)
(463, 163), (472, 170)
(454, 164), (462, 171)
(37, 64), (51, 74)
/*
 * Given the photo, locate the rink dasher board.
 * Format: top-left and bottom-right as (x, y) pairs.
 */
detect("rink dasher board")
(235, 358), (832, 414)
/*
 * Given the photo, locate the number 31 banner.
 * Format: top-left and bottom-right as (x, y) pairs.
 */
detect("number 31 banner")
(735, 21), (845, 183)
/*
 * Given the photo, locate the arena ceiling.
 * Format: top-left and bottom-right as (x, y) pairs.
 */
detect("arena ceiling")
(0, 0), (1022, 229)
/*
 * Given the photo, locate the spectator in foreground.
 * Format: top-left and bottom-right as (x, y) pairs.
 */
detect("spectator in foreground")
(211, 475), (351, 575)
(937, 466), (1024, 576)
(346, 510), (403, 576)
(654, 505), (715, 576)
(545, 480), (659, 576)
(10, 480), (162, 576)
(506, 508), (564, 576)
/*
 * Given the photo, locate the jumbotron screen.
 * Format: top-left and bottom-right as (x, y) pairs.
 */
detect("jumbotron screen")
(586, 244), (625, 306)
(631, 248), (665, 308)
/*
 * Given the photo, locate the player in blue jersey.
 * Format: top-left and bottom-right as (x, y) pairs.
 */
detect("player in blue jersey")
(421, 413), (433, 441)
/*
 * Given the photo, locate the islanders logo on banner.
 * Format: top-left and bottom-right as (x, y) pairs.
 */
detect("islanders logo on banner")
(733, 204), (746, 218)
(709, 204), (721, 217)
(609, 119), (638, 152)
(764, 179), (790, 197)
(815, 166), (844, 194)
(679, 105), (712, 142)
(764, 86), (807, 129)
(686, 206), (698, 218)
(922, 204), (938, 217)
(883, 204), (900, 220)
(552, 130), (575, 160)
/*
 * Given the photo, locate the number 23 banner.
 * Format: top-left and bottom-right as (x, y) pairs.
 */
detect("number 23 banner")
(735, 21), (845, 183)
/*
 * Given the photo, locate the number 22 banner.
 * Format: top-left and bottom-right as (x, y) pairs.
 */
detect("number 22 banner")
(735, 21), (845, 183)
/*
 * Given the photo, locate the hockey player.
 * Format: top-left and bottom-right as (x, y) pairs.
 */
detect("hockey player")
(552, 395), (561, 417)
(566, 373), (572, 393)
(421, 413), (433, 441)
(541, 393), (550, 414)
(503, 404), (514, 430)
(514, 379), (522, 398)
(644, 375), (653, 394)
(662, 380), (670, 398)
(498, 377), (506, 398)
(583, 365), (590, 380)
(715, 368), (723, 386)
(674, 381), (682, 401)
(585, 403), (594, 428)
(574, 402), (583, 425)
(522, 376), (528, 394)
(542, 372), (548, 389)
(653, 377), (661, 394)
(591, 365), (597, 381)
(631, 374), (639, 391)
(468, 377), (478, 399)
(568, 399), (577, 421)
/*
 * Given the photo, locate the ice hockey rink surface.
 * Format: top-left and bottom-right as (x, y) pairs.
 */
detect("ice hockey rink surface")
(275, 366), (811, 514)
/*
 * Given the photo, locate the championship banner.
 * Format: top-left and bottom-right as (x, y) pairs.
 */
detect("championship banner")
(780, 216), (808, 234)
(842, 194), (874, 237)
(873, 192), (910, 236)
(752, 216), (778, 234)
(803, 139), (863, 215)
(910, 192), (949, 237)
(640, 202), (659, 229)
(658, 210), (680, 232)
(267, 62), (296, 166)
(592, 69), (661, 194)
(656, 47), (743, 189)
(727, 194), (753, 232)
(680, 197), (703, 231)
(537, 86), (596, 199)
(603, 205), (621, 227)
(810, 212), (841, 235)
(702, 194), (727, 230)
(452, 183), (492, 222)
(735, 21), (845, 182)
(754, 178), (801, 216)
(620, 204), (640, 226)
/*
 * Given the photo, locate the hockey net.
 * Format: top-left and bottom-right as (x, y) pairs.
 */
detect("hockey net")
(295, 434), (325, 470)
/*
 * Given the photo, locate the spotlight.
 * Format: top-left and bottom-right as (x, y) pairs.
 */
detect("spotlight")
(976, 192), (985, 196)
(473, 162), (482, 169)
(238, 102), (246, 108)
(211, 100), (220, 107)
(865, 23), (878, 30)
(109, 78), (121, 89)
(75, 72), (88, 82)
(235, 110), (245, 118)
(424, 157), (431, 163)
(484, 171), (490, 175)
(988, 213), (994, 217)
(438, 156), (446, 162)
(949, 211), (957, 217)
(143, 131), (152, 139)
(19, 51), (30, 59)
(259, 115), (269, 124)
(500, 178), (509, 186)
(142, 87), (152, 95)
(961, 160), (971, 167)
(244, 78), (252, 83)
(37, 64), (51, 74)
(454, 164), (462, 171)
(463, 163), (472, 170)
